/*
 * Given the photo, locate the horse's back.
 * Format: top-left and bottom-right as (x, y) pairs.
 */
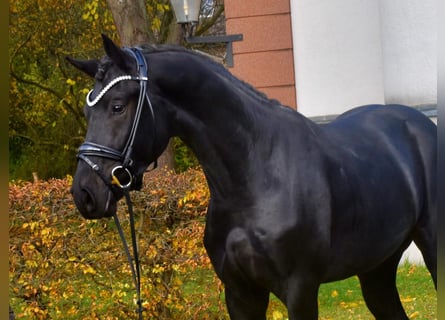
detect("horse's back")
(328, 104), (435, 134)
(324, 104), (436, 167)
(329, 104), (436, 178)
(324, 104), (436, 213)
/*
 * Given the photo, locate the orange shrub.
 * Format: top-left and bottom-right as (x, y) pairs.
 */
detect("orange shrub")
(9, 169), (226, 319)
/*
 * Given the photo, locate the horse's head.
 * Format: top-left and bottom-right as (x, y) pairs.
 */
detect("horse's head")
(67, 35), (170, 219)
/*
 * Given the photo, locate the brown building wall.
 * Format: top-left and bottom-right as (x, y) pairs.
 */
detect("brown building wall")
(225, 0), (297, 108)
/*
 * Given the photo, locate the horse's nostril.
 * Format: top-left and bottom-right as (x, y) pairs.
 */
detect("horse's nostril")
(81, 188), (96, 213)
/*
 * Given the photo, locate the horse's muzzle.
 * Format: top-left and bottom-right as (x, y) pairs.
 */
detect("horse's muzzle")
(71, 171), (118, 219)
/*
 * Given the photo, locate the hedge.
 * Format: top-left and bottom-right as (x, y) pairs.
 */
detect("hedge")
(9, 169), (227, 319)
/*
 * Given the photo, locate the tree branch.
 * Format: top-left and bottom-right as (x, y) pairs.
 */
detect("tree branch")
(195, 5), (225, 37)
(9, 67), (86, 132)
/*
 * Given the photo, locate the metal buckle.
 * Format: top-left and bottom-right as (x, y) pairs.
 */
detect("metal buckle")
(111, 166), (133, 189)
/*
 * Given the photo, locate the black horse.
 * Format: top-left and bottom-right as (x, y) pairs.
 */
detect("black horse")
(68, 35), (436, 319)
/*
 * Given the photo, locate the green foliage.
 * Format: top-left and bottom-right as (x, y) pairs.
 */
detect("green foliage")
(173, 137), (200, 172)
(147, 0), (174, 43)
(9, 0), (117, 180)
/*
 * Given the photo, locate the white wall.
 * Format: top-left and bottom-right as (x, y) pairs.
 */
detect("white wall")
(378, 0), (437, 105)
(290, 0), (437, 118)
(290, 0), (385, 117)
(401, 243), (424, 265)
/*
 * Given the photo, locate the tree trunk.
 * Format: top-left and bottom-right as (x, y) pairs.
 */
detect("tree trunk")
(106, 0), (155, 46)
(106, 0), (176, 170)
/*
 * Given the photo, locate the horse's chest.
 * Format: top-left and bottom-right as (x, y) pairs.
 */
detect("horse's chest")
(203, 198), (313, 274)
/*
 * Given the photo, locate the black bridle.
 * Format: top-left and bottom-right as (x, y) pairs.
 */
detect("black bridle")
(78, 47), (157, 187)
(77, 47), (156, 319)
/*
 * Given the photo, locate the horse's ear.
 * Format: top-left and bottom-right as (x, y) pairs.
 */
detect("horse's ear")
(101, 34), (132, 73)
(65, 57), (99, 78)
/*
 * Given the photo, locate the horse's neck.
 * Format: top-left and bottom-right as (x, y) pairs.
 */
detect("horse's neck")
(152, 52), (319, 199)
(170, 94), (318, 202)
(174, 95), (259, 199)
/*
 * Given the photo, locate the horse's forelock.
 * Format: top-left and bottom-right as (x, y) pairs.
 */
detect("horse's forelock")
(95, 58), (113, 81)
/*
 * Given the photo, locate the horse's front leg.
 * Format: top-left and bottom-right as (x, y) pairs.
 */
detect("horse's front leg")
(225, 285), (269, 320)
(285, 276), (320, 320)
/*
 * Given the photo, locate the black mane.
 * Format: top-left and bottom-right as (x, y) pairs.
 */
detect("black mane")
(95, 60), (112, 81)
(140, 45), (285, 110)
(94, 56), (113, 81)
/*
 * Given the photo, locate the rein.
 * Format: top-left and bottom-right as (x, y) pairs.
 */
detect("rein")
(77, 47), (157, 319)
(113, 190), (143, 319)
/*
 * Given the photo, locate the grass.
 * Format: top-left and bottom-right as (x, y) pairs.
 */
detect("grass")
(182, 263), (437, 319)
(316, 263), (436, 320)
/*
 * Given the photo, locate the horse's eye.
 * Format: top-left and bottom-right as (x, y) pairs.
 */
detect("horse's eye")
(112, 105), (125, 114)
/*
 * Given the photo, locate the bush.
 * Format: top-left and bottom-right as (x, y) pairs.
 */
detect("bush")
(172, 137), (200, 173)
(9, 169), (226, 319)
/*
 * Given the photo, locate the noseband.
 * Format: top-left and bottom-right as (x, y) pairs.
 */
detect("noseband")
(77, 47), (157, 190)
